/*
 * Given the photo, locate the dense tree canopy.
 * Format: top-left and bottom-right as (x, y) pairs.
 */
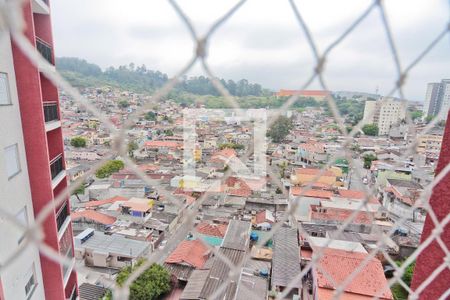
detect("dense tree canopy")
(363, 153), (377, 169)
(115, 261), (171, 300)
(410, 110), (423, 120)
(267, 116), (293, 143)
(118, 100), (130, 108)
(362, 124), (379, 136)
(95, 160), (125, 178)
(218, 143), (245, 150)
(57, 57), (267, 96)
(70, 136), (87, 148)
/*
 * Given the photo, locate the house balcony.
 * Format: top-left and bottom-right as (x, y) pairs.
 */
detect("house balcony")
(50, 154), (66, 188)
(36, 37), (53, 65)
(44, 102), (61, 131)
(56, 201), (71, 237)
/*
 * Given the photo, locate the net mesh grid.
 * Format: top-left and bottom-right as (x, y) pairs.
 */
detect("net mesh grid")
(0, 0), (449, 299)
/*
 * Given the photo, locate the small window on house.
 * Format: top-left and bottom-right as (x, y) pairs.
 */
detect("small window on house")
(24, 264), (37, 299)
(4, 144), (21, 179)
(16, 206), (29, 244)
(0, 72), (11, 105)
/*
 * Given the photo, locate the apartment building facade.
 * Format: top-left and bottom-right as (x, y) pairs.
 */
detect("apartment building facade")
(1, 0), (78, 299)
(0, 25), (46, 300)
(362, 97), (407, 135)
(422, 79), (450, 120)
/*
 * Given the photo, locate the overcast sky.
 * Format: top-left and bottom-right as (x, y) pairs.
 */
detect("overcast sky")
(51, 0), (449, 101)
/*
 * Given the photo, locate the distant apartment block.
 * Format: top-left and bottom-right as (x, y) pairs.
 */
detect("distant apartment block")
(422, 79), (450, 120)
(362, 97), (407, 135)
(0, 0), (78, 299)
(416, 132), (443, 159)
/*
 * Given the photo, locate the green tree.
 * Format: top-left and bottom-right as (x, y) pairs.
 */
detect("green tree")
(145, 111), (157, 121)
(95, 160), (125, 178)
(218, 143), (244, 150)
(128, 141), (138, 157)
(425, 115), (433, 124)
(363, 154), (377, 169)
(410, 110), (423, 120)
(391, 261), (415, 300)
(163, 129), (174, 136)
(362, 124), (379, 136)
(70, 136), (87, 148)
(116, 261), (171, 300)
(118, 100), (130, 108)
(267, 116), (293, 143)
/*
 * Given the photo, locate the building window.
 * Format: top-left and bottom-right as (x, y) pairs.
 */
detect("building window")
(0, 72), (11, 105)
(4, 144), (21, 179)
(16, 206), (29, 244)
(24, 264), (37, 299)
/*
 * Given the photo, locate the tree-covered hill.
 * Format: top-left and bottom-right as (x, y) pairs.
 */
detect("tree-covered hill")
(56, 57), (268, 96)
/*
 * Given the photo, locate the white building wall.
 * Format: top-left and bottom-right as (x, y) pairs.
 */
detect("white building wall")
(0, 34), (45, 300)
(366, 98), (406, 135)
(422, 83), (439, 117)
(439, 79), (450, 120)
(362, 100), (376, 124)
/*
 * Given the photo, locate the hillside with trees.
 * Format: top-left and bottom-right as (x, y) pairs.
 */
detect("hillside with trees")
(56, 57), (268, 96)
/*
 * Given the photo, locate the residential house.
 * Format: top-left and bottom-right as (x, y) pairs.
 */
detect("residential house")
(165, 239), (210, 282)
(74, 229), (150, 269)
(383, 178), (425, 222)
(311, 248), (393, 299)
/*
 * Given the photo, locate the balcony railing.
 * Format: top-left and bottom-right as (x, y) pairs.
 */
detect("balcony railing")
(56, 202), (69, 232)
(50, 154), (64, 180)
(43, 102), (59, 123)
(36, 37), (52, 64)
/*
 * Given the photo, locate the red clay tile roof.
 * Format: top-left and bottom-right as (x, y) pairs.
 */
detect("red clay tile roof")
(224, 177), (253, 197)
(84, 196), (128, 208)
(195, 222), (228, 237)
(338, 190), (365, 200)
(255, 210), (274, 224)
(298, 142), (325, 153)
(211, 148), (237, 163)
(295, 168), (335, 177)
(291, 187), (333, 199)
(71, 210), (116, 225)
(316, 248), (393, 299)
(145, 140), (181, 149)
(310, 206), (373, 225)
(165, 239), (209, 268)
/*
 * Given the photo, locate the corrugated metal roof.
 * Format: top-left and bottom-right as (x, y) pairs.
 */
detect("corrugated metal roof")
(271, 227), (301, 288)
(180, 270), (210, 300)
(76, 230), (150, 257)
(199, 248), (245, 300)
(235, 272), (268, 300)
(164, 263), (194, 281)
(221, 220), (251, 251)
(79, 283), (107, 300)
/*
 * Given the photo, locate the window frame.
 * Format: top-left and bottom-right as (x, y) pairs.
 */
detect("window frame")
(16, 206), (29, 244)
(4, 143), (21, 180)
(24, 263), (37, 300)
(0, 72), (12, 106)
